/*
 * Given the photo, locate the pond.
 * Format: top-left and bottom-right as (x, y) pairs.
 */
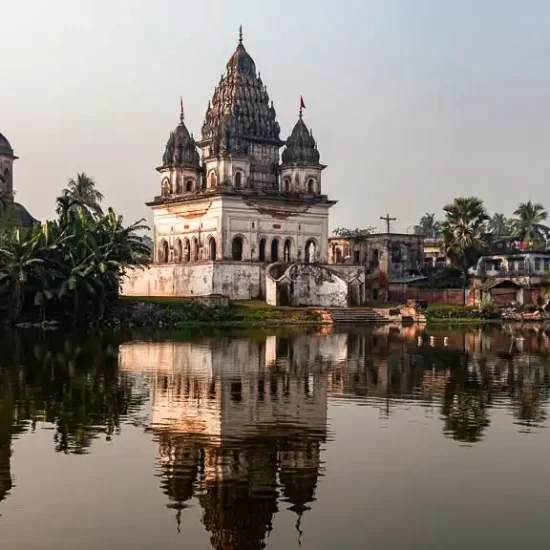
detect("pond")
(1, 324), (550, 549)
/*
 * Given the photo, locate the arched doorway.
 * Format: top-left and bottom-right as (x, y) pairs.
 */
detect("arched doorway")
(160, 241), (169, 263)
(258, 238), (266, 262)
(335, 248), (342, 263)
(185, 180), (193, 193)
(183, 239), (190, 262)
(209, 172), (217, 188)
(192, 237), (199, 261)
(271, 238), (279, 262)
(235, 172), (242, 188)
(232, 236), (243, 261)
(209, 238), (217, 260)
(175, 239), (183, 263)
(308, 179), (315, 193)
(283, 239), (292, 262)
(306, 240), (316, 264)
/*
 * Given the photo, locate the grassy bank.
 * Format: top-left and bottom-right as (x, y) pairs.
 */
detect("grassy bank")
(425, 304), (503, 323)
(114, 297), (325, 328)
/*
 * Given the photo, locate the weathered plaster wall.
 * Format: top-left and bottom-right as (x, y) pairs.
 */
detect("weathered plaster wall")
(121, 264), (214, 296)
(211, 262), (263, 300)
(121, 262), (264, 300)
(291, 266), (347, 307)
(266, 271), (278, 306)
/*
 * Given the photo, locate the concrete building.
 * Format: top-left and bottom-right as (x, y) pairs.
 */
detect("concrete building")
(423, 237), (449, 268)
(328, 233), (425, 300)
(470, 250), (550, 306)
(122, 30), (364, 306)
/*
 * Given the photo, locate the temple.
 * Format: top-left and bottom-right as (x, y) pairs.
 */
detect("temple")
(122, 29), (365, 306)
(0, 132), (38, 227)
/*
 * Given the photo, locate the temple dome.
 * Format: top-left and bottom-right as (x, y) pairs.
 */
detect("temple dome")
(200, 29), (282, 156)
(0, 200), (39, 227)
(281, 116), (320, 165)
(0, 133), (14, 157)
(161, 106), (200, 168)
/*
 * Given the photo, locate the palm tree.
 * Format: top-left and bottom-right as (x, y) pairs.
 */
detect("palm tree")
(440, 197), (489, 275)
(511, 201), (549, 246)
(489, 213), (510, 236)
(0, 228), (45, 321)
(62, 173), (104, 215)
(414, 213), (440, 238)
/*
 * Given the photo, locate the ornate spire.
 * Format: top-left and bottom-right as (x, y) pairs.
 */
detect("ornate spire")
(239, 24), (243, 44)
(200, 32), (282, 156)
(162, 99), (200, 168)
(281, 110), (321, 166)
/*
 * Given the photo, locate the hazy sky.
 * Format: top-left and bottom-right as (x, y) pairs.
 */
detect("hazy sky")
(2, 0), (550, 233)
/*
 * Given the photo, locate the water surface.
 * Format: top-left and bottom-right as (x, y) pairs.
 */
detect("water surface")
(1, 325), (549, 549)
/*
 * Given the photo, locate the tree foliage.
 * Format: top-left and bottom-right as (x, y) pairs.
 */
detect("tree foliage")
(0, 177), (150, 325)
(511, 201), (549, 246)
(488, 213), (511, 236)
(62, 172), (104, 216)
(440, 197), (490, 274)
(414, 213), (441, 238)
(333, 227), (376, 240)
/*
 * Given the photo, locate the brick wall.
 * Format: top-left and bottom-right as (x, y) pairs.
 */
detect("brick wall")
(388, 286), (465, 304)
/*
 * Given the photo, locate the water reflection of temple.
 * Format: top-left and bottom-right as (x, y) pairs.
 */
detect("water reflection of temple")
(119, 336), (330, 548)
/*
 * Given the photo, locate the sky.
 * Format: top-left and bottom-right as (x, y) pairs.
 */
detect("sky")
(2, 0), (550, 233)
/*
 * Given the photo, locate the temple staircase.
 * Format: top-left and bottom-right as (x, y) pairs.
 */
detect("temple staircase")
(329, 308), (389, 324)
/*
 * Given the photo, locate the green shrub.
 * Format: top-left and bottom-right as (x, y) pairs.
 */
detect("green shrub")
(427, 303), (501, 320)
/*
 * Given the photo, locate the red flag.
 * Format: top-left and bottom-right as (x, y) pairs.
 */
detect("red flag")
(300, 96), (306, 110)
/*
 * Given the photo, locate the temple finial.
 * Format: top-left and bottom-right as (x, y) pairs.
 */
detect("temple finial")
(299, 96), (306, 119)
(239, 25), (243, 44)
(179, 97), (184, 123)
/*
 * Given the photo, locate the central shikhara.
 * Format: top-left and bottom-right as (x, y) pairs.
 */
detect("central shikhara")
(149, 30), (334, 265)
(123, 30), (365, 306)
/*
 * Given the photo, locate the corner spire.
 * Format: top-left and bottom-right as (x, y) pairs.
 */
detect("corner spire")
(299, 96), (306, 119)
(179, 97), (185, 123)
(239, 24), (243, 44)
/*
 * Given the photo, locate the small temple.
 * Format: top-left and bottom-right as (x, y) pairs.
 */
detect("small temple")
(0, 132), (38, 228)
(122, 28), (365, 307)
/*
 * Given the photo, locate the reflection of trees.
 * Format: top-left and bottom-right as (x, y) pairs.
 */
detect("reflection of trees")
(507, 356), (550, 429)
(0, 329), (146, 455)
(440, 354), (492, 443)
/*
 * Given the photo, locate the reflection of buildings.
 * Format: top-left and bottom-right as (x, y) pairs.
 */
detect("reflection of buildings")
(117, 327), (550, 545)
(119, 336), (330, 548)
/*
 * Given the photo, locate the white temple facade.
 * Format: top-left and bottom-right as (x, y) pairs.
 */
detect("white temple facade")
(122, 29), (365, 305)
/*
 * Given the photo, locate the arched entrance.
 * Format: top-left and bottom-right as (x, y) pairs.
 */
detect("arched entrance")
(183, 239), (190, 262)
(259, 238), (266, 262)
(192, 237), (199, 261)
(283, 239), (292, 262)
(209, 238), (217, 260)
(160, 241), (169, 263)
(271, 238), (279, 262)
(305, 240), (316, 264)
(235, 172), (242, 188)
(232, 236), (243, 261)
(175, 239), (183, 263)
